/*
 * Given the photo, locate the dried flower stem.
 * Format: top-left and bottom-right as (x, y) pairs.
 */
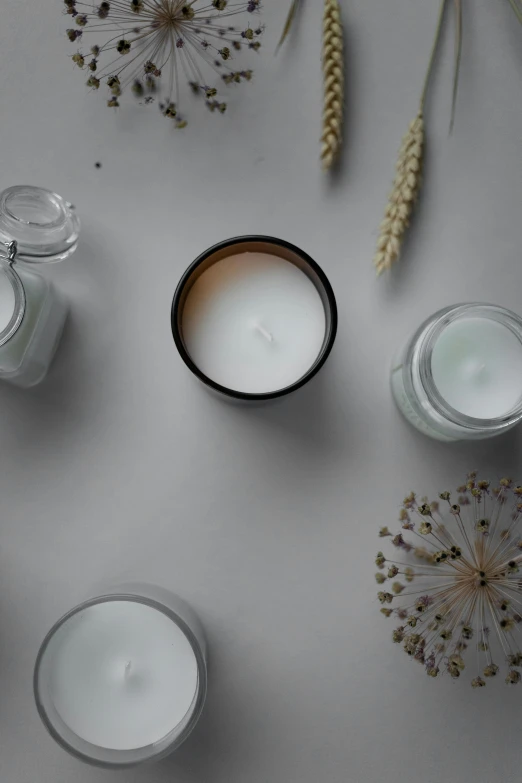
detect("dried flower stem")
(321, 0), (344, 170)
(373, 0), (448, 275)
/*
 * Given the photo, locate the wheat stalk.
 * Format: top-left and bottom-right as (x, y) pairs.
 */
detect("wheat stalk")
(321, 0), (344, 170)
(374, 113), (425, 276)
(373, 0), (449, 275)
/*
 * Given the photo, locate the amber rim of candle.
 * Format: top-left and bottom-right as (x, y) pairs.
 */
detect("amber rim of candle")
(33, 593), (207, 769)
(171, 235), (338, 400)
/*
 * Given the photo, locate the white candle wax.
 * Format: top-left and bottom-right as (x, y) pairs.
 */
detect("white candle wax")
(431, 317), (522, 418)
(47, 600), (198, 750)
(181, 252), (327, 393)
(0, 269), (15, 332)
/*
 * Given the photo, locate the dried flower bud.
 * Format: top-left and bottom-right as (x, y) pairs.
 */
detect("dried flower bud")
(117, 39), (131, 54)
(392, 627), (405, 643)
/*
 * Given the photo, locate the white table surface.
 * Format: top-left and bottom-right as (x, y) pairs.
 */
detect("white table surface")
(1, 0), (522, 781)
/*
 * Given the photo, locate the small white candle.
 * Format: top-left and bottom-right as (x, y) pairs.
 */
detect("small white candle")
(181, 251), (327, 394)
(0, 265), (68, 387)
(38, 599), (201, 753)
(391, 304), (522, 441)
(0, 268), (15, 333)
(431, 317), (522, 418)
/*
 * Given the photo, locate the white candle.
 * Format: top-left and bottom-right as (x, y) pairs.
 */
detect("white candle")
(0, 268), (15, 332)
(181, 251), (327, 394)
(0, 265), (67, 387)
(391, 304), (522, 441)
(42, 600), (199, 751)
(431, 317), (522, 418)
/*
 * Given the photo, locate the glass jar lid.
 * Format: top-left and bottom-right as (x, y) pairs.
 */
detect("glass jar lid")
(0, 186), (80, 263)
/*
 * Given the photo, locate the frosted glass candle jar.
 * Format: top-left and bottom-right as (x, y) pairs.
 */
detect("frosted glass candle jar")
(391, 303), (522, 441)
(34, 585), (207, 768)
(0, 186), (80, 387)
(171, 236), (337, 400)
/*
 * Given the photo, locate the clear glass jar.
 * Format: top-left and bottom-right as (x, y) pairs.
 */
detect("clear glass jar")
(0, 186), (80, 387)
(391, 303), (522, 441)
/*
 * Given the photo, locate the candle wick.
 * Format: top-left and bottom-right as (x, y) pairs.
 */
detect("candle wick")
(254, 323), (274, 343)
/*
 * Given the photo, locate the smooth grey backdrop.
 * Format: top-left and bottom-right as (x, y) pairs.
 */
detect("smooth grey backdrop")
(1, 0), (521, 781)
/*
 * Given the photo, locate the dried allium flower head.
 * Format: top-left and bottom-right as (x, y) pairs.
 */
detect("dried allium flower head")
(63, 0), (263, 127)
(376, 473), (522, 687)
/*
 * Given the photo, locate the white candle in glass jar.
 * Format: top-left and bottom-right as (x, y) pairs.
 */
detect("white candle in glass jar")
(34, 590), (207, 767)
(0, 268), (15, 332)
(180, 251), (328, 394)
(431, 317), (522, 418)
(391, 304), (522, 441)
(0, 265), (67, 387)
(46, 601), (198, 750)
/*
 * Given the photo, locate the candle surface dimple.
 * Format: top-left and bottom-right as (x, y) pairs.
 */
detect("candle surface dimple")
(181, 252), (326, 393)
(47, 601), (198, 750)
(431, 317), (522, 418)
(0, 270), (15, 333)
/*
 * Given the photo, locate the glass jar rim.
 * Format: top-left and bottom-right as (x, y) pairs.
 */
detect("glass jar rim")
(417, 302), (522, 430)
(33, 593), (208, 768)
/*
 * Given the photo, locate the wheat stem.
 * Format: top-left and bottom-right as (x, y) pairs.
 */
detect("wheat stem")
(373, 0), (449, 275)
(321, 0), (344, 170)
(420, 0), (449, 110)
(276, 0), (302, 52)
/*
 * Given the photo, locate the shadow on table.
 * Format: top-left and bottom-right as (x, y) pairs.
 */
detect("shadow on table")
(205, 350), (350, 461)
